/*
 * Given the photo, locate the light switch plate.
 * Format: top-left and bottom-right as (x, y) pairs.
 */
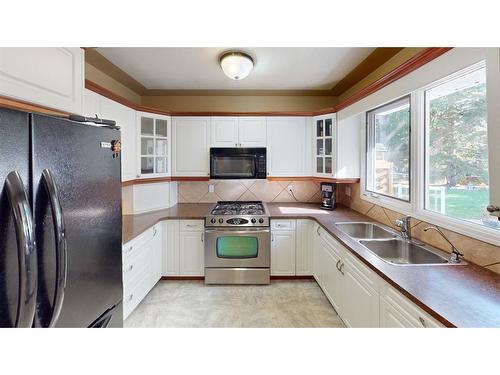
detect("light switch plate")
(208, 184), (215, 193)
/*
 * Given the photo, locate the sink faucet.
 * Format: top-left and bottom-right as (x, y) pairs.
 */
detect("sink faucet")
(423, 226), (464, 263)
(394, 215), (412, 240)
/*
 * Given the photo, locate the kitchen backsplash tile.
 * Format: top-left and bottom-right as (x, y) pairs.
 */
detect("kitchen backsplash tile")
(338, 183), (500, 274)
(178, 179), (322, 204)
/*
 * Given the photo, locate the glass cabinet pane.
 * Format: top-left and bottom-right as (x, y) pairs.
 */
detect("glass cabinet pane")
(141, 117), (154, 136)
(156, 119), (168, 137)
(316, 120), (324, 137)
(156, 139), (167, 155)
(317, 139), (324, 155)
(325, 118), (332, 137)
(325, 157), (332, 174)
(325, 138), (332, 155)
(155, 157), (167, 174)
(316, 157), (323, 174)
(141, 157), (154, 174)
(141, 137), (154, 155)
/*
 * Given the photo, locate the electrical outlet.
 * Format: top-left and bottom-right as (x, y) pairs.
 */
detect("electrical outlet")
(208, 184), (215, 193)
(345, 186), (351, 197)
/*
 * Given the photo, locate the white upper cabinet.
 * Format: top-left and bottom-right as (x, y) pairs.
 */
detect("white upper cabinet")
(267, 117), (309, 176)
(210, 116), (267, 148)
(312, 113), (361, 179)
(137, 111), (172, 178)
(100, 96), (137, 181)
(83, 89), (137, 182)
(173, 117), (210, 177)
(0, 48), (84, 114)
(238, 117), (267, 147)
(211, 117), (239, 147)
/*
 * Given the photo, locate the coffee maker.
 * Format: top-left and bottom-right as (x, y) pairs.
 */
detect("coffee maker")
(320, 182), (336, 210)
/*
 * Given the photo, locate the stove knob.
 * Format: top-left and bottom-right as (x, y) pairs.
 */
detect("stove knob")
(219, 218), (224, 224)
(259, 218), (264, 224)
(210, 218), (216, 224)
(251, 218), (256, 223)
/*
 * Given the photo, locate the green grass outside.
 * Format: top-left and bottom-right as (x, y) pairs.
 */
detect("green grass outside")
(430, 189), (489, 220)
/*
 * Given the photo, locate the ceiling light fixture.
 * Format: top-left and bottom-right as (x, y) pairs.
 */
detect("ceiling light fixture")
(219, 51), (254, 80)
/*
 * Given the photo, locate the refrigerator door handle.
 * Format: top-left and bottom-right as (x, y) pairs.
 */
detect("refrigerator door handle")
(5, 171), (37, 327)
(41, 169), (67, 327)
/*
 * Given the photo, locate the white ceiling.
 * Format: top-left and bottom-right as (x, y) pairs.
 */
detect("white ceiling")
(96, 47), (375, 90)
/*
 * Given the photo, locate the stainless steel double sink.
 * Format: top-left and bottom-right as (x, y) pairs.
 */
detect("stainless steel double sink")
(334, 222), (459, 266)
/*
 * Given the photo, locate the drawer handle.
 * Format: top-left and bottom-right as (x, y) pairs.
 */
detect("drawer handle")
(186, 224), (199, 228)
(153, 227), (157, 237)
(127, 293), (134, 302)
(339, 262), (345, 276)
(317, 226), (321, 236)
(335, 259), (341, 271)
(124, 264), (134, 273)
(418, 317), (427, 327)
(201, 232), (204, 243)
(124, 246), (133, 254)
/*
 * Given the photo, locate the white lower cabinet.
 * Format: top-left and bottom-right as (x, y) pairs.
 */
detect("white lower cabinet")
(179, 229), (205, 276)
(295, 220), (314, 275)
(317, 233), (343, 313)
(122, 223), (163, 319)
(379, 282), (444, 328)
(271, 220), (296, 276)
(163, 220), (180, 276)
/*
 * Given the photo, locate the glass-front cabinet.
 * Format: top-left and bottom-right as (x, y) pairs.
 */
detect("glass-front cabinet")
(313, 114), (336, 177)
(137, 111), (172, 178)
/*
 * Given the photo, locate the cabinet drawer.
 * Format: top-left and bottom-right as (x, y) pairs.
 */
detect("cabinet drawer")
(123, 272), (151, 320)
(342, 250), (380, 293)
(380, 283), (444, 328)
(179, 220), (204, 232)
(123, 226), (156, 262)
(122, 240), (151, 288)
(271, 220), (296, 231)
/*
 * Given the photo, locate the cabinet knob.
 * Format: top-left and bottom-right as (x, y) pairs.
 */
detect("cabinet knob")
(418, 317), (427, 327)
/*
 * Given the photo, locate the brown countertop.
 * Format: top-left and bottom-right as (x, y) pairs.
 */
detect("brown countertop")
(122, 202), (500, 328)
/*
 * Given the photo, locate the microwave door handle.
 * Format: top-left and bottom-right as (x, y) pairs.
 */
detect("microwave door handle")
(5, 171), (37, 328)
(41, 169), (67, 327)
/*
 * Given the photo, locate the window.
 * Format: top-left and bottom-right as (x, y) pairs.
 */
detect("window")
(366, 96), (411, 201)
(424, 65), (499, 230)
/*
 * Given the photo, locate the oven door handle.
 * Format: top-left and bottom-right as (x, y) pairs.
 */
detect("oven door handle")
(204, 228), (270, 234)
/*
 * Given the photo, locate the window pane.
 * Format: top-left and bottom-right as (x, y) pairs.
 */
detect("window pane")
(366, 96), (410, 201)
(325, 118), (332, 136)
(155, 157), (167, 174)
(425, 66), (498, 229)
(325, 157), (332, 174)
(156, 139), (167, 156)
(156, 119), (168, 137)
(316, 157), (323, 174)
(141, 157), (154, 174)
(325, 138), (332, 155)
(141, 117), (154, 136)
(141, 137), (154, 155)
(316, 120), (324, 137)
(317, 139), (324, 155)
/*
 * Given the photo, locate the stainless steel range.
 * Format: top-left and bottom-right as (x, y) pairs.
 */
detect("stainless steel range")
(205, 201), (270, 284)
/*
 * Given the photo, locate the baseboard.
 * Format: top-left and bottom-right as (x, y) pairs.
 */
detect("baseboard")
(160, 275), (314, 281)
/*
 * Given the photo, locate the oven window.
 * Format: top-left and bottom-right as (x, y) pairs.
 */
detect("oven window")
(212, 155), (255, 177)
(216, 236), (259, 259)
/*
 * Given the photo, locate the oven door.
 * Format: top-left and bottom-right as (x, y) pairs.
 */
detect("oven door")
(205, 228), (270, 268)
(210, 153), (257, 179)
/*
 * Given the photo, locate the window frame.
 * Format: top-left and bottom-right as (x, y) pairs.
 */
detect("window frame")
(361, 59), (500, 246)
(365, 95), (412, 204)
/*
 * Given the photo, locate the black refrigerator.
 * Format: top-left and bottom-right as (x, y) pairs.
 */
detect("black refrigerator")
(0, 107), (123, 328)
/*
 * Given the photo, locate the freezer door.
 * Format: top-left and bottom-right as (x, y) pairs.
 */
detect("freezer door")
(0, 108), (37, 328)
(31, 114), (123, 328)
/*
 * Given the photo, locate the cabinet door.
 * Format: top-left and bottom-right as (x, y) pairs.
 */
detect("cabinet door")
(179, 231), (204, 276)
(312, 224), (322, 283)
(271, 230), (296, 276)
(238, 117), (267, 147)
(100, 96), (137, 181)
(379, 297), (415, 328)
(138, 112), (171, 178)
(313, 114), (336, 177)
(0, 48), (84, 114)
(173, 117), (210, 177)
(151, 224), (163, 286)
(163, 220), (180, 276)
(211, 117), (238, 147)
(267, 117), (307, 176)
(340, 254), (380, 328)
(320, 237), (343, 313)
(296, 220), (313, 275)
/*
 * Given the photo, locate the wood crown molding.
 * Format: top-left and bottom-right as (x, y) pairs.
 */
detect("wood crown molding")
(0, 95), (69, 118)
(86, 47), (452, 118)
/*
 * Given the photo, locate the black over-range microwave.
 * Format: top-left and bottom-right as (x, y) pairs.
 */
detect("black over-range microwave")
(210, 148), (267, 179)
